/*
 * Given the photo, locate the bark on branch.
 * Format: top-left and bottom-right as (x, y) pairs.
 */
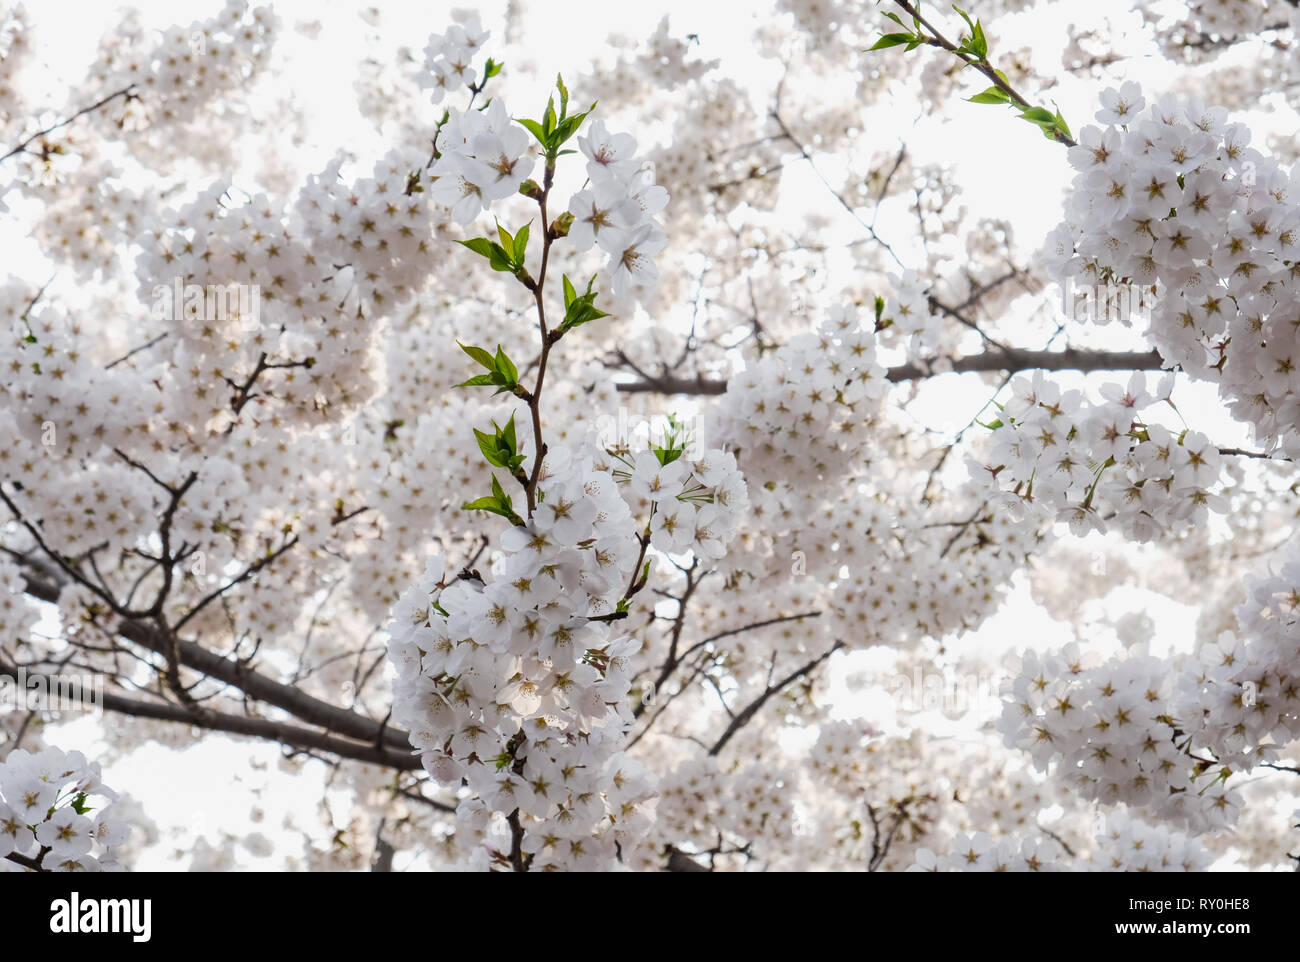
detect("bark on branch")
(614, 348), (1166, 396)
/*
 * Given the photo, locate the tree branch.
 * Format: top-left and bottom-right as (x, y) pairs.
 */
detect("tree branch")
(614, 347), (1166, 395)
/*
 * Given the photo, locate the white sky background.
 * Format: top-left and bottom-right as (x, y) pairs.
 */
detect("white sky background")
(7, 0), (1292, 868)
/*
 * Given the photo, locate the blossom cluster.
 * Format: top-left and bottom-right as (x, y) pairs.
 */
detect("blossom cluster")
(1000, 532), (1300, 845)
(636, 755), (794, 870)
(296, 146), (445, 309)
(431, 100), (535, 226)
(1089, 807), (1213, 871)
(386, 427), (747, 869)
(76, 0), (278, 158)
(909, 832), (1066, 871)
(611, 439), (749, 562)
(0, 6), (31, 148)
(909, 808), (1210, 871)
(803, 725), (948, 871)
(1047, 85), (1300, 457)
(998, 643), (1244, 834)
(969, 370), (1228, 541)
(707, 305), (1039, 660)
(0, 747), (130, 872)
(1140, 0), (1299, 56)
(418, 12), (490, 106)
(879, 269), (944, 359)
(1179, 546), (1300, 771)
(719, 305), (890, 492)
(568, 120), (670, 301)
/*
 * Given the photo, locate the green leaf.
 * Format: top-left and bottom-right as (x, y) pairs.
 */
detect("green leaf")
(557, 275), (612, 334)
(513, 222), (530, 263)
(463, 473), (523, 525)
(517, 117), (547, 144)
(501, 413), (517, 453)
(1052, 109), (1072, 140)
(968, 86), (1009, 105)
(556, 73), (570, 117)
(457, 373), (498, 388)
(869, 32), (913, 50)
(457, 237), (496, 259)
(459, 341), (496, 371)
(1019, 106), (1055, 124)
(462, 496), (510, 521)
(496, 222), (515, 252)
(491, 474), (509, 506)
(552, 112), (589, 145)
(475, 427), (506, 467)
(494, 345), (517, 385)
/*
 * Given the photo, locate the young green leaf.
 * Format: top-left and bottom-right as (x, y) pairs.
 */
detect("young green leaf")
(494, 345), (517, 385)
(968, 86), (1010, 105)
(516, 117), (547, 144)
(457, 237), (497, 259)
(556, 73), (569, 116)
(512, 222), (530, 263)
(501, 412), (517, 454)
(475, 427), (507, 468)
(869, 32), (914, 50)
(459, 342), (496, 371)
(1019, 106), (1056, 124)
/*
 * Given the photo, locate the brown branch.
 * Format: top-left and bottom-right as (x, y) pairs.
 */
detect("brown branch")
(16, 566), (412, 753)
(708, 641), (843, 756)
(1, 85), (138, 163)
(0, 660), (421, 770)
(4, 850), (46, 871)
(614, 347), (1167, 395)
(665, 845), (711, 872)
(105, 333), (168, 370)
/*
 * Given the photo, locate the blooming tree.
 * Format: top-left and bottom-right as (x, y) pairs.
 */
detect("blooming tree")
(1, 0), (1298, 872)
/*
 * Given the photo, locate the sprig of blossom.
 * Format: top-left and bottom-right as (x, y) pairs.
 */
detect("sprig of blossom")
(0, 747), (131, 872)
(968, 370), (1228, 541)
(1048, 85), (1300, 458)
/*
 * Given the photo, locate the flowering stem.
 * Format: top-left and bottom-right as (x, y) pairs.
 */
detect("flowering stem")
(0, 85), (138, 164)
(889, 0), (1077, 147)
(521, 163), (557, 516)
